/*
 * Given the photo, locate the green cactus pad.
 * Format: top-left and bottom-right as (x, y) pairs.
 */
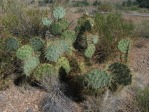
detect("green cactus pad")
(45, 40), (69, 62)
(84, 69), (110, 90)
(58, 19), (69, 30)
(57, 57), (70, 74)
(30, 37), (44, 51)
(118, 38), (131, 53)
(108, 62), (132, 86)
(42, 17), (52, 26)
(61, 30), (76, 43)
(24, 56), (40, 76)
(53, 6), (66, 20)
(33, 64), (58, 81)
(84, 44), (96, 58)
(50, 23), (63, 35)
(87, 34), (99, 45)
(92, 35), (99, 44)
(16, 45), (33, 60)
(5, 37), (20, 51)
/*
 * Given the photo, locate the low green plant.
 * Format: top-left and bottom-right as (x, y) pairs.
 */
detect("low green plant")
(33, 63), (58, 81)
(98, 2), (113, 12)
(57, 57), (70, 74)
(84, 69), (110, 90)
(72, 1), (90, 7)
(23, 56), (40, 76)
(136, 87), (149, 112)
(61, 30), (76, 44)
(5, 37), (20, 51)
(52, 6), (66, 20)
(108, 62), (132, 87)
(118, 38), (131, 62)
(84, 44), (96, 59)
(30, 37), (44, 51)
(50, 23), (63, 35)
(16, 45), (33, 60)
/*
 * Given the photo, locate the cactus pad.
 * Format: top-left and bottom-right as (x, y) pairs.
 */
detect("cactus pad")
(5, 37), (19, 51)
(16, 45), (33, 60)
(50, 23), (63, 35)
(108, 62), (132, 86)
(33, 64), (58, 81)
(53, 6), (66, 20)
(84, 69), (110, 90)
(61, 30), (76, 43)
(45, 40), (69, 62)
(42, 17), (52, 26)
(57, 57), (70, 74)
(58, 19), (69, 30)
(24, 56), (40, 76)
(30, 37), (44, 51)
(84, 44), (96, 58)
(118, 38), (131, 53)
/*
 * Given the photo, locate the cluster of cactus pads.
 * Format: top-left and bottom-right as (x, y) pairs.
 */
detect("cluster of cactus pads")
(4, 6), (133, 94)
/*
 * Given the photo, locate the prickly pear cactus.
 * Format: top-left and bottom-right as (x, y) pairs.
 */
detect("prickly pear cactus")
(33, 64), (58, 81)
(86, 34), (99, 45)
(92, 35), (99, 44)
(23, 56), (40, 76)
(45, 40), (69, 62)
(84, 44), (96, 58)
(16, 45), (33, 60)
(42, 17), (52, 26)
(50, 23), (63, 35)
(30, 37), (44, 51)
(74, 34), (87, 52)
(77, 16), (94, 32)
(61, 30), (76, 44)
(58, 19), (69, 30)
(84, 69), (110, 90)
(53, 6), (66, 20)
(118, 38), (131, 53)
(108, 62), (132, 86)
(5, 37), (20, 51)
(57, 57), (70, 74)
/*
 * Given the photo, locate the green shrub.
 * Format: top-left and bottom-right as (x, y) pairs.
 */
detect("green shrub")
(98, 3), (113, 12)
(93, 13), (134, 62)
(136, 0), (149, 8)
(5, 37), (20, 51)
(16, 45), (33, 60)
(136, 87), (149, 112)
(73, 1), (90, 7)
(0, 0), (48, 38)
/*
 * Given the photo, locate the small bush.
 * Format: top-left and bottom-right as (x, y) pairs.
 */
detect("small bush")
(136, 0), (149, 8)
(94, 13), (134, 62)
(0, 0), (48, 38)
(98, 3), (113, 12)
(136, 87), (149, 112)
(73, 1), (90, 7)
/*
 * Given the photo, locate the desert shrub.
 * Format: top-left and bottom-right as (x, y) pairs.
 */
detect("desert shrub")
(98, 2), (113, 12)
(93, 0), (101, 6)
(122, 0), (133, 7)
(93, 13), (134, 62)
(136, 20), (149, 38)
(0, 0), (48, 38)
(72, 1), (90, 7)
(136, 87), (149, 112)
(136, 0), (149, 8)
